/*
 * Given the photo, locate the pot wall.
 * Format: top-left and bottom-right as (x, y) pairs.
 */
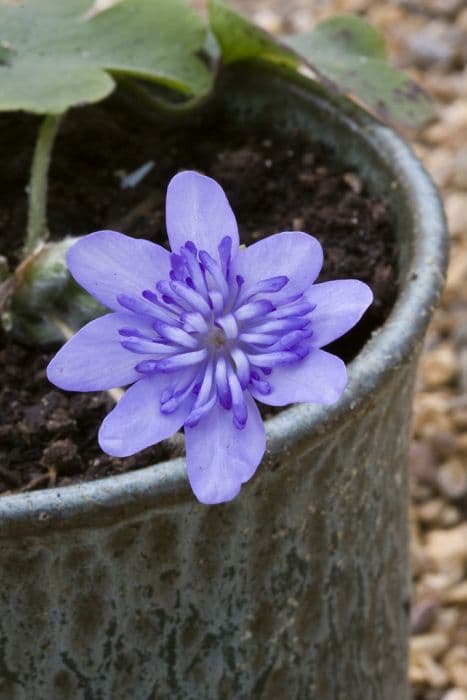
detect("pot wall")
(0, 66), (448, 700)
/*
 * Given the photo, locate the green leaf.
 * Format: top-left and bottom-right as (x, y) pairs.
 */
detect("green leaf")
(207, 0), (298, 69)
(208, 1), (433, 128)
(287, 15), (433, 128)
(0, 0), (211, 114)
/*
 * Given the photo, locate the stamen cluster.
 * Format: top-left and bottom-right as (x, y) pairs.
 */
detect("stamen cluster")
(117, 236), (316, 430)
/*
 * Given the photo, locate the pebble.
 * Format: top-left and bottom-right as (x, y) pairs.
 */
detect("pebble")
(442, 690), (467, 700)
(445, 191), (467, 239)
(444, 253), (467, 301)
(425, 524), (467, 566)
(423, 344), (459, 389)
(409, 648), (449, 688)
(451, 148), (467, 189)
(412, 599), (440, 635)
(412, 633), (450, 657)
(444, 582), (467, 605)
(252, 8), (284, 34)
(434, 610), (461, 641)
(424, 148), (456, 189)
(444, 646), (467, 688)
(406, 21), (464, 70)
(437, 460), (467, 500)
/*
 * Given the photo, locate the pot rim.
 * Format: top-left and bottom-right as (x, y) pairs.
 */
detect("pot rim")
(0, 68), (448, 532)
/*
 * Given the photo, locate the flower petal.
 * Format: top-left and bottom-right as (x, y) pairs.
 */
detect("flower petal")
(47, 312), (155, 391)
(306, 280), (373, 347)
(251, 349), (347, 406)
(232, 231), (323, 301)
(67, 230), (172, 311)
(185, 393), (265, 504)
(98, 372), (194, 457)
(166, 171), (239, 257)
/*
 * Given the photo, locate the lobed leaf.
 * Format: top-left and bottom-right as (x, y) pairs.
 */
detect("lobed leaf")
(0, 0), (211, 114)
(208, 0), (433, 128)
(287, 15), (433, 128)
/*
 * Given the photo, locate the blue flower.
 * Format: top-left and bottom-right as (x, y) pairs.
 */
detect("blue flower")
(47, 171), (373, 504)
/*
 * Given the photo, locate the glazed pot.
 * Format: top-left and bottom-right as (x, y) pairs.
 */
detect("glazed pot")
(0, 65), (447, 700)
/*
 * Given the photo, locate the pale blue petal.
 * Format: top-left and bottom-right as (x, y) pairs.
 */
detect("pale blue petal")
(185, 393), (265, 504)
(166, 171), (239, 257)
(67, 230), (171, 311)
(47, 312), (155, 391)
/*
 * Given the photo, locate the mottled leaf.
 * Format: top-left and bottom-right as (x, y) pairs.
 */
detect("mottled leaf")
(208, 1), (433, 128)
(287, 15), (433, 128)
(0, 0), (211, 114)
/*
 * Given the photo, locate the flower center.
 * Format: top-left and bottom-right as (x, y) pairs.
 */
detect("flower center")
(117, 235), (316, 430)
(207, 326), (227, 350)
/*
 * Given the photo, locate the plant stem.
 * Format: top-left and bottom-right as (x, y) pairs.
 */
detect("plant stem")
(24, 113), (63, 257)
(119, 79), (211, 118)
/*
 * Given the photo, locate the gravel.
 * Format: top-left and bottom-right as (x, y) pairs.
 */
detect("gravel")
(224, 1), (467, 698)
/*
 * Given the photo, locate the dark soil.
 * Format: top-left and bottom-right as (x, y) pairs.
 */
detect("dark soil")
(0, 101), (396, 495)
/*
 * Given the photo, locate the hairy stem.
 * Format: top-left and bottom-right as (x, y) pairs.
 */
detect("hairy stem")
(24, 113), (63, 257)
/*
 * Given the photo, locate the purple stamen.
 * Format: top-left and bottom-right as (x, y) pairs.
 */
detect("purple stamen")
(199, 250), (230, 300)
(218, 236), (232, 279)
(234, 300), (275, 323)
(154, 320), (199, 349)
(170, 280), (212, 317)
(216, 313), (238, 340)
(121, 338), (176, 355)
(250, 377), (271, 395)
(230, 347), (250, 388)
(215, 356), (232, 409)
(155, 348), (208, 372)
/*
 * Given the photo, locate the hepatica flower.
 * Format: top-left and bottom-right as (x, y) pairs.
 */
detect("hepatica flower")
(47, 171), (372, 504)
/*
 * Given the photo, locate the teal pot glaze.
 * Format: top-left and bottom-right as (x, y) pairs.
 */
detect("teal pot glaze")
(0, 66), (448, 700)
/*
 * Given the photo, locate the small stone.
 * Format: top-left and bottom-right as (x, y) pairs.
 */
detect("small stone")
(292, 217), (304, 230)
(445, 191), (467, 239)
(425, 148), (455, 188)
(425, 523), (467, 567)
(343, 172), (362, 194)
(407, 21), (463, 70)
(444, 582), (467, 605)
(411, 633), (450, 657)
(423, 571), (463, 594)
(437, 459), (467, 500)
(444, 646), (467, 688)
(409, 648), (449, 688)
(418, 0), (465, 14)
(456, 433), (467, 454)
(442, 690), (467, 700)
(437, 607), (461, 634)
(422, 343), (459, 388)
(411, 599), (439, 634)
(451, 147), (467, 189)
(289, 9), (313, 33)
(444, 250), (467, 301)
(417, 499), (444, 524)
(451, 408), (467, 431)
(438, 504), (462, 528)
(252, 9), (284, 34)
